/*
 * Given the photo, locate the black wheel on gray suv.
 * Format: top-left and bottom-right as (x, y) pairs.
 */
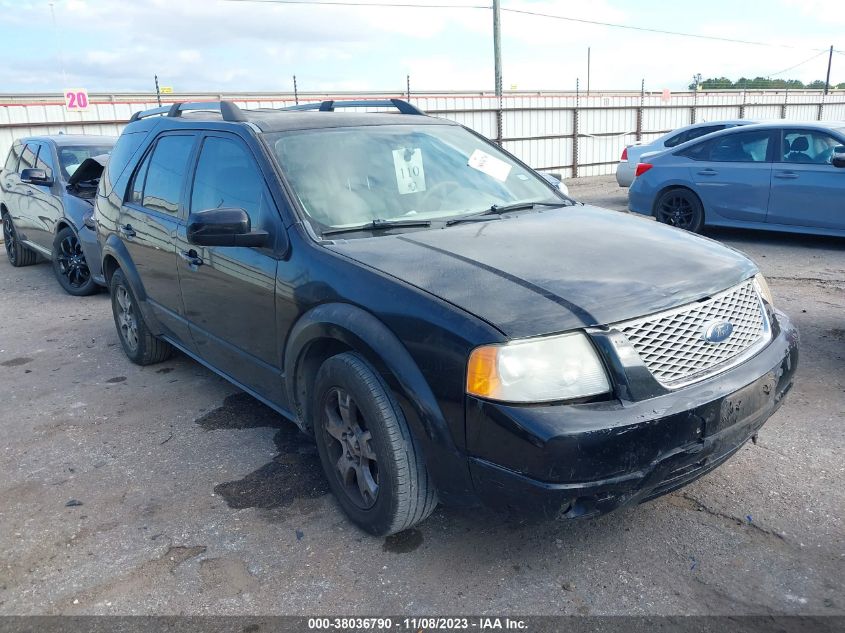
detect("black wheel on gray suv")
(312, 352), (437, 536)
(109, 268), (172, 365)
(52, 226), (98, 296)
(3, 211), (37, 267)
(655, 188), (704, 233)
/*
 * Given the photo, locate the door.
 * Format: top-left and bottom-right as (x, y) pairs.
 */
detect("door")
(767, 129), (845, 230)
(24, 142), (64, 250)
(1, 141), (23, 226)
(685, 128), (775, 223)
(175, 133), (283, 401)
(119, 133), (198, 346)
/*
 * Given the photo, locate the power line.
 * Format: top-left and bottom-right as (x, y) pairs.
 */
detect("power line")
(222, 0), (832, 52)
(499, 7), (828, 51)
(767, 50), (829, 77)
(221, 0), (489, 8)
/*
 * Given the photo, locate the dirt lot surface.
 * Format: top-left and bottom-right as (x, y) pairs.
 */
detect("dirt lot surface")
(0, 175), (843, 615)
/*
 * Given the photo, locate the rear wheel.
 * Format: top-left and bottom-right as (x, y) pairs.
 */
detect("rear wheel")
(655, 188), (704, 233)
(52, 226), (98, 296)
(3, 212), (37, 267)
(109, 268), (172, 365)
(312, 352), (437, 536)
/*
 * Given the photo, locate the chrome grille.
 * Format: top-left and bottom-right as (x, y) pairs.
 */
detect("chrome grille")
(616, 280), (770, 387)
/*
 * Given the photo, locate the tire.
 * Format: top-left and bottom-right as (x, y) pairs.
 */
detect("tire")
(52, 226), (99, 296)
(2, 211), (37, 267)
(109, 268), (172, 365)
(312, 352), (437, 536)
(655, 188), (704, 233)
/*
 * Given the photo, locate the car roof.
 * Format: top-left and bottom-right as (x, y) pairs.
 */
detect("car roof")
(19, 134), (117, 147)
(660, 119), (845, 154)
(125, 101), (460, 135)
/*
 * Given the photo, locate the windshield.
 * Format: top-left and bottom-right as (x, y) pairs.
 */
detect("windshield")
(58, 145), (113, 180)
(265, 124), (564, 233)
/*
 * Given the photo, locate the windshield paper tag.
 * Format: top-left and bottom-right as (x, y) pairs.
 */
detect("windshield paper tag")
(392, 148), (426, 195)
(468, 149), (511, 182)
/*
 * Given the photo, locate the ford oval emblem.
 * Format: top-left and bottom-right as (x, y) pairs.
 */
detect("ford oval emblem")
(702, 320), (734, 344)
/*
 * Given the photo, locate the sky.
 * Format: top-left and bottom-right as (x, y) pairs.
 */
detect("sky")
(0, 0), (843, 94)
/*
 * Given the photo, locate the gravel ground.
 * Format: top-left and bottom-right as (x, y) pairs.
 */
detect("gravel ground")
(0, 175), (843, 616)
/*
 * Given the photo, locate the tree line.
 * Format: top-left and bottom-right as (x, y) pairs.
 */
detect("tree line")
(688, 76), (845, 90)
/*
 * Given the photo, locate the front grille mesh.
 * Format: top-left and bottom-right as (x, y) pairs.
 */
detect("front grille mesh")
(617, 281), (769, 387)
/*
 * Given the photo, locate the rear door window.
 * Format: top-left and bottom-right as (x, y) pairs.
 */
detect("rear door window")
(138, 135), (195, 215)
(680, 130), (772, 163)
(4, 142), (22, 173)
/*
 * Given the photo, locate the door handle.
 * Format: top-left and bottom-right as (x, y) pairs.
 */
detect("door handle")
(24, 189), (34, 196)
(119, 224), (136, 238)
(774, 171), (799, 179)
(179, 249), (203, 267)
(697, 169), (718, 176)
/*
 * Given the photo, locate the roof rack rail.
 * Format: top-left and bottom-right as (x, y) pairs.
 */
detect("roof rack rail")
(128, 100), (247, 123)
(281, 98), (424, 115)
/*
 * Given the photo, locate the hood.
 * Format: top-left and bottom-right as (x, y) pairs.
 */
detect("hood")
(327, 206), (757, 339)
(67, 154), (108, 187)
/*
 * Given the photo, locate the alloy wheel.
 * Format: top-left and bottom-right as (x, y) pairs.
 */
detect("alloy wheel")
(658, 194), (695, 229)
(56, 234), (90, 288)
(115, 286), (139, 352)
(3, 215), (17, 265)
(323, 387), (379, 509)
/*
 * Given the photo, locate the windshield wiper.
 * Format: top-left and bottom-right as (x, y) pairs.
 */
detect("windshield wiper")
(487, 200), (569, 215)
(321, 218), (431, 237)
(445, 200), (568, 226)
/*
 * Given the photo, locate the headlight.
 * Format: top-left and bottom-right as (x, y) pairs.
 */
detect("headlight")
(466, 332), (610, 403)
(753, 273), (774, 305)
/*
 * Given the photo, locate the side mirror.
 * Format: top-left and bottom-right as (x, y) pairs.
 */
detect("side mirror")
(187, 207), (269, 247)
(832, 146), (845, 169)
(541, 172), (570, 196)
(20, 168), (53, 186)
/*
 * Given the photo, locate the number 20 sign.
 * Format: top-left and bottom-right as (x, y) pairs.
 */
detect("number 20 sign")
(64, 89), (90, 112)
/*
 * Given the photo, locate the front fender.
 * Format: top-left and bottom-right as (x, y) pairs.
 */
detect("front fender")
(284, 302), (476, 504)
(101, 234), (164, 334)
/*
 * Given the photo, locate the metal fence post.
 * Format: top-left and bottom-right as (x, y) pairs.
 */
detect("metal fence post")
(636, 79), (644, 142)
(690, 87), (698, 124)
(572, 79), (580, 178)
(818, 91), (825, 121)
(739, 90), (747, 120)
(781, 88), (788, 119)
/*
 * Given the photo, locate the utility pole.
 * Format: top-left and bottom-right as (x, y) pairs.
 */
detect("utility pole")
(587, 47), (591, 96)
(493, 0), (502, 97)
(824, 45), (833, 95)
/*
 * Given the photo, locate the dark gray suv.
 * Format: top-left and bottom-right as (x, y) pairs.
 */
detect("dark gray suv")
(1, 134), (114, 295)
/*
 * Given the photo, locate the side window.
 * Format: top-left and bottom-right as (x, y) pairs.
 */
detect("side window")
(677, 139), (711, 161)
(20, 143), (37, 171)
(140, 135), (195, 215)
(4, 142), (22, 173)
(107, 131), (149, 186)
(34, 143), (55, 179)
(129, 151), (152, 205)
(708, 130), (771, 163)
(190, 136), (269, 231)
(684, 125), (724, 144)
(783, 130), (842, 164)
(664, 131), (688, 148)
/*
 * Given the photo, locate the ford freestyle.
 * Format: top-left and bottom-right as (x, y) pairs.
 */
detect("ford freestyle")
(94, 100), (798, 536)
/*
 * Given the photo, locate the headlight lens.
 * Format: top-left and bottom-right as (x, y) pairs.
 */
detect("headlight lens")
(466, 332), (610, 403)
(753, 273), (774, 305)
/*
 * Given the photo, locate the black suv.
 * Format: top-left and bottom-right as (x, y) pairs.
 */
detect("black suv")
(96, 100), (798, 536)
(1, 135), (115, 295)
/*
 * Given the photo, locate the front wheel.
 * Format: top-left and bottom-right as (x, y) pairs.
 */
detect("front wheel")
(312, 352), (437, 536)
(655, 188), (704, 233)
(52, 226), (98, 296)
(109, 268), (172, 365)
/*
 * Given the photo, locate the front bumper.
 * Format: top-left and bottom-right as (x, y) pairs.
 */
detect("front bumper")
(466, 309), (799, 519)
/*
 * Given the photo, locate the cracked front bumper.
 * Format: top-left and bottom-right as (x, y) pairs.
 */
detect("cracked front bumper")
(466, 309), (799, 519)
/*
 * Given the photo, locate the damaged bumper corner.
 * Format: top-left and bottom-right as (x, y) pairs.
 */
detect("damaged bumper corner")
(465, 309), (799, 520)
